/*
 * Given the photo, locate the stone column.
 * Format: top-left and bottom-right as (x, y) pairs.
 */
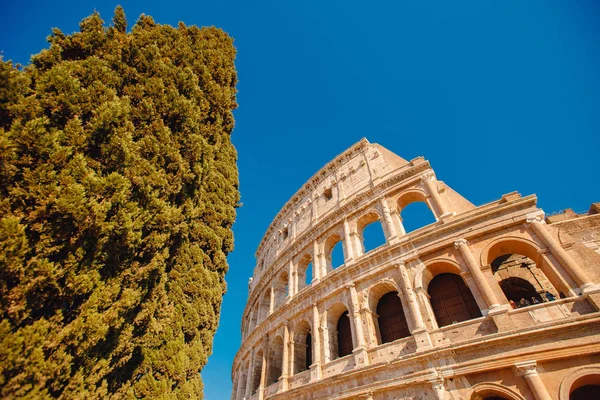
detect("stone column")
(245, 349), (255, 400)
(343, 218), (355, 264)
(379, 197), (399, 243)
(258, 338), (268, 400)
(288, 336), (295, 377)
(393, 208), (407, 236)
(514, 361), (552, 400)
(231, 370), (238, 400)
(279, 323), (290, 392)
(287, 260), (295, 298)
(429, 377), (446, 400)
(421, 172), (452, 218)
(398, 262), (426, 331)
(321, 309), (331, 363)
(347, 284), (368, 365)
(527, 214), (595, 292)
(269, 287), (275, 315)
(416, 287), (438, 330)
(313, 241), (321, 282)
(310, 303), (322, 381)
(454, 239), (501, 311)
(236, 367), (246, 400)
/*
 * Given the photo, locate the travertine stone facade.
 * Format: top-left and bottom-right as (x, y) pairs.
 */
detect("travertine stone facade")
(231, 139), (600, 400)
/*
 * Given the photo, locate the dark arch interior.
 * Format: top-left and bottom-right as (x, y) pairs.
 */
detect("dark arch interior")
(570, 384), (600, 400)
(305, 332), (312, 370)
(500, 276), (542, 304)
(337, 311), (353, 358)
(377, 291), (410, 344)
(428, 273), (482, 327)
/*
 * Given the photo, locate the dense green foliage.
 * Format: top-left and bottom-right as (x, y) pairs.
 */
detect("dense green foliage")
(0, 7), (238, 399)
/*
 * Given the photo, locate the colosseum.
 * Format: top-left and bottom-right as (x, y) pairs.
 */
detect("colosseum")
(230, 139), (600, 400)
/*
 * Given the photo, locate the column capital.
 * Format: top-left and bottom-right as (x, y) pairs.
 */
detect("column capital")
(312, 302), (318, 308)
(345, 283), (356, 290)
(420, 171), (436, 184)
(514, 360), (538, 376)
(526, 211), (545, 225)
(454, 238), (468, 248)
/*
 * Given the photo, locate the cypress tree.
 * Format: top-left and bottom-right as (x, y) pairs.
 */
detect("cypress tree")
(0, 6), (238, 399)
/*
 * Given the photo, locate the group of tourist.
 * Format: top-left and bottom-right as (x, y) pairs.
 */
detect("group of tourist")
(509, 290), (557, 309)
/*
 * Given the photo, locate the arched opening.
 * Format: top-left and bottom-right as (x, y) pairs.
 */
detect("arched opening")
(376, 291), (410, 344)
(500, 277), (541, 307)
(400, 201), (436, 233)
(571, 385), (600, 399)
(258, 290), (271, 322)
(569, 374), (600, 400)
(306, 331), (312, 369)
(362, 220), (386, 254)
(491, 252), (558, 307)
(325, 234), (345, 271)
(297, 254), (312, 291)
(428, 273), (482, 327)
(397, 191), (437, 233)
(337, 311), (353, 358)
(267, 336), (283, 386)
(273, 270), (289, 309)
(249, 306), (258, 332)
(236, 362), (249, 400)
(486, 239), (570, 300)
(251, 349), (263, 395)
(293, 320), (311, 375)
(305, 262), (313, 287)
(356, 212), (386, 256)
(469, 382), (524, 400)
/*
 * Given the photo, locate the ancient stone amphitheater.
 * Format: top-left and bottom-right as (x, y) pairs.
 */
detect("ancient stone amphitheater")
(231, 139), (600, 400)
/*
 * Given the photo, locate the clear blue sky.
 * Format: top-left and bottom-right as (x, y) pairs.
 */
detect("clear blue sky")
(2, 1), (599, 399)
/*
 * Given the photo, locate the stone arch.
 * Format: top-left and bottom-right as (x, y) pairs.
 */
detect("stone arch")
(292, 319), (312, 375)
(397, 189), (438, 232)
(273, 269), (289, 309)
(419, 260), (464, 292)
(297, 253), (313, 291)
(425, 263), (483, 328)
(267, 335), (284, 387)
(258, 288), (271, 323)
(235, 359), (249, 400)
(481, 236), (567, 300)
(469, 382), (526, 400)
(251, 348), (263, 395)
(326, 302), (352, 360)
(559, 365), (600, 400)
(249, 302), (258, 332)
(355, 209), (386, 256)
(324, 232), (345, 272)
(365, 279), (402, 346)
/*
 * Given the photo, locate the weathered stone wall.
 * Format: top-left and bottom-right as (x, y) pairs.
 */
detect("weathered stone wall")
(232, 139), (600, 400)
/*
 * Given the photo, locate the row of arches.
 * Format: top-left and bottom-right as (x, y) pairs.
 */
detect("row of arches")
(246, 195), (441, 337)
(236, 230), (591, 398)
(246, 233), (566, 339)
(239, 262), (558, 398)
